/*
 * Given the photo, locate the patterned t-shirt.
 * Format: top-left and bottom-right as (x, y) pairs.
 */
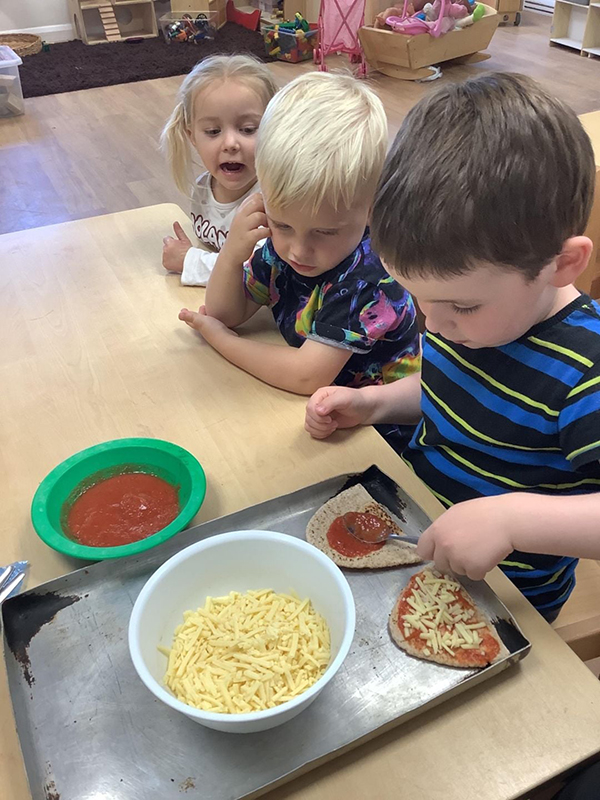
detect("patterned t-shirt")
(403, 294), (600, 616)
(243, 234), (421, 387)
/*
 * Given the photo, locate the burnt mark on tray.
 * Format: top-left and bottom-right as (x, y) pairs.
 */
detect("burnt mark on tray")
(179, 777), (196, 792)
(3, 592), (81, 687)
(44, 781), (60, 800)
(338, 465), (407, 522)
(43, 763), (60, 800)
(493, 616), (530, 654)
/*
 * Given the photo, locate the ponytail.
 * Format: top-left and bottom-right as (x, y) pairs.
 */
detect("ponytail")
(161, 101), (192, 196)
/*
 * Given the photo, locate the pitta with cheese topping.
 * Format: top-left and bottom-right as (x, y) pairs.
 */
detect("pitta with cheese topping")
(306, 484), (422, 569)
(389, 568), (508, 668)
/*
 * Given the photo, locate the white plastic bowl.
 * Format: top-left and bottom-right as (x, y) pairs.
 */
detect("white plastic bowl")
(128, 530), (356, 733)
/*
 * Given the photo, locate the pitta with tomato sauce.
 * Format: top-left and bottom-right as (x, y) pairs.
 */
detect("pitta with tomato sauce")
(389, 568), (508, 668)
(306, 484), (422, 569)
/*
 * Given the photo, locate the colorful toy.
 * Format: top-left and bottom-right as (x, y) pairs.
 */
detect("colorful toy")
(385, 0), (476, 36)
(422, 0), (468, 32)
(263, 17), (320, 62)
(455, 2), (485, 26)
(277, 11), (311, 31)
(271, 0), (285, 19)
(164, 13), (214, 43)
(385, 13), (429, 33)
(373, 1), (428, 26)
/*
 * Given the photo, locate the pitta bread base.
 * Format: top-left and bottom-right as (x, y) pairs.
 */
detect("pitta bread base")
(389, 572), (509, 668)
(306, 484), (422, 569)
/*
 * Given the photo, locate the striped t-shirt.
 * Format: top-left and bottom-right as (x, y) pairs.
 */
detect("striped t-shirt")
(403, 295), (600, 616)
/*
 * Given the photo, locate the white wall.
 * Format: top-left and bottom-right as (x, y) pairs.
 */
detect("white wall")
(0, 0), (74, 42)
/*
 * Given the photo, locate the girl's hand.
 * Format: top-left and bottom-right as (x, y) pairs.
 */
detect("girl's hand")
(305, 386), (374, 439)
(179, 305), (238, 344)
(416, 496), (516, 581)
(220, 194), (271, 266)
(163, 221), (192, 273)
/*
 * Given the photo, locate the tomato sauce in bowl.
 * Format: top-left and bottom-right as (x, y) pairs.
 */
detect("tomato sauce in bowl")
(63, 471), (180, 548)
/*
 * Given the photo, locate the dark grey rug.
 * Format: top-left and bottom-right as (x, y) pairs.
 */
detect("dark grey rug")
(19, 23), (270, 98)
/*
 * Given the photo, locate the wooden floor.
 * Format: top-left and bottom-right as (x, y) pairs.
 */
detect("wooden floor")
(1, 10), (600, 236)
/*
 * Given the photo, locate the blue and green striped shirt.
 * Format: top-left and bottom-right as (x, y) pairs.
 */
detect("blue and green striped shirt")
(403, 295), (600, 615)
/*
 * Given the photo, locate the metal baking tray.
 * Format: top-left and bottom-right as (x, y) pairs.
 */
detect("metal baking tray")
(3, 466), (530, 800)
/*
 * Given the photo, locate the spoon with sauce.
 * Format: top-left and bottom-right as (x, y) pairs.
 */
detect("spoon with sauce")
(342, 511), (420, 546)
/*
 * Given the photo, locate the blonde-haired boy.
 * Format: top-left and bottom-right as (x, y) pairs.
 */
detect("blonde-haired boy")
(180, 72), (420, 405)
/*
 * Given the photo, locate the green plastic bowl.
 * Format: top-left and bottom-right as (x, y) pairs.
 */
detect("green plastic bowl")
(31, 438), (206, 560)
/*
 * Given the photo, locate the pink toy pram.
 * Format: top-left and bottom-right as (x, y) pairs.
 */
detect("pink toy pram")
(315, 0), (367, 75)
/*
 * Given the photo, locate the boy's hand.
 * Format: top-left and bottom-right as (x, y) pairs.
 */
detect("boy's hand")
(163, 221), (192, 273)
(305, 386), (373, 439)
(220, 194), (270, 266)
(179, 305), (238, 344)
(417, 495), (517, 581)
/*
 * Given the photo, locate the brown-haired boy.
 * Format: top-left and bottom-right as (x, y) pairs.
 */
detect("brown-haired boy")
(305, 72), (599, 621)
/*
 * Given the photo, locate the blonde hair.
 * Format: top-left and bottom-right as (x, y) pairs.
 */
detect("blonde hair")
(256, 72), (387, 213)
(161, 55), (278, 195)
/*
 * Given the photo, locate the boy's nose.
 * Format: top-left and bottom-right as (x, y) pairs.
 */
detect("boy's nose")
(290, 244), (312, 263)
(421, 307), (438, 333)
(423, 312), (448, 336)
(424, 317), (439, 334)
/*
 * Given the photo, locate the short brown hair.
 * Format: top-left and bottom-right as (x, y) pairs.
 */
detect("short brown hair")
(372, 72), (595, 280)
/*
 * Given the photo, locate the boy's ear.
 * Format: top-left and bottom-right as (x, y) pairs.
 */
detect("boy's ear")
(550, 236), (594, 287)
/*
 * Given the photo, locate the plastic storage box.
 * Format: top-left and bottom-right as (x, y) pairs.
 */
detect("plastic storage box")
(251, 0), (281, 13)
(0, 45), (24, 117)
(263, 23), (319, 61)
(159, 11), (217, 42)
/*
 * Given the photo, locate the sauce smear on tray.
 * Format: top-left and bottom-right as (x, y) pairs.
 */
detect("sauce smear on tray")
(65, 472), (180, 547)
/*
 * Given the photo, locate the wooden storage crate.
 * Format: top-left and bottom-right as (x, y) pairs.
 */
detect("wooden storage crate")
(68, 0), (158, 45)
(359, 4), (499, 80)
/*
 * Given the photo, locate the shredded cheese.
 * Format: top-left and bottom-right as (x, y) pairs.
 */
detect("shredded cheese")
(161, 589), (331, 714)
(401, 569), (487, 658)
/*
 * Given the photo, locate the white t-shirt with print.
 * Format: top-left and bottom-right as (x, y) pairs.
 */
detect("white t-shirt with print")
(181, 172), (259, 286)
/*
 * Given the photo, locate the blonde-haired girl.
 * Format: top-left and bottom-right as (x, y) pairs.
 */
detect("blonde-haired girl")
(161, 55), (278, 286)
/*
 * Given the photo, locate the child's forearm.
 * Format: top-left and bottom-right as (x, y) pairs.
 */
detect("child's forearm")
(416, 490), (600, 583)
(362, 371), (422, 425)
(509, 492), (600, 560)
(205, 252), (254, 328)
(204, 332), (336, 395)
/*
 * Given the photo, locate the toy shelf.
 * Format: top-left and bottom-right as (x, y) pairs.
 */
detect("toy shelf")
(551, 0), (600, 57)
(68, 0), (158, 44)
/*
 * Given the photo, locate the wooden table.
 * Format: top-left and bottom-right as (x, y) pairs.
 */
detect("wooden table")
(2, 204), (600, 800)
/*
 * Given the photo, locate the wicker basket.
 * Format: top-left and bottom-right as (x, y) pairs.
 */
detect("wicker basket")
(0, 33), (42, 57)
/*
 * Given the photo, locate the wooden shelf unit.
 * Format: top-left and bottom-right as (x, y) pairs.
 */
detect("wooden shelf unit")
(173, 0), (227, 29)
(68, 0), (158, 44)
(550, 0), (600, 57)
